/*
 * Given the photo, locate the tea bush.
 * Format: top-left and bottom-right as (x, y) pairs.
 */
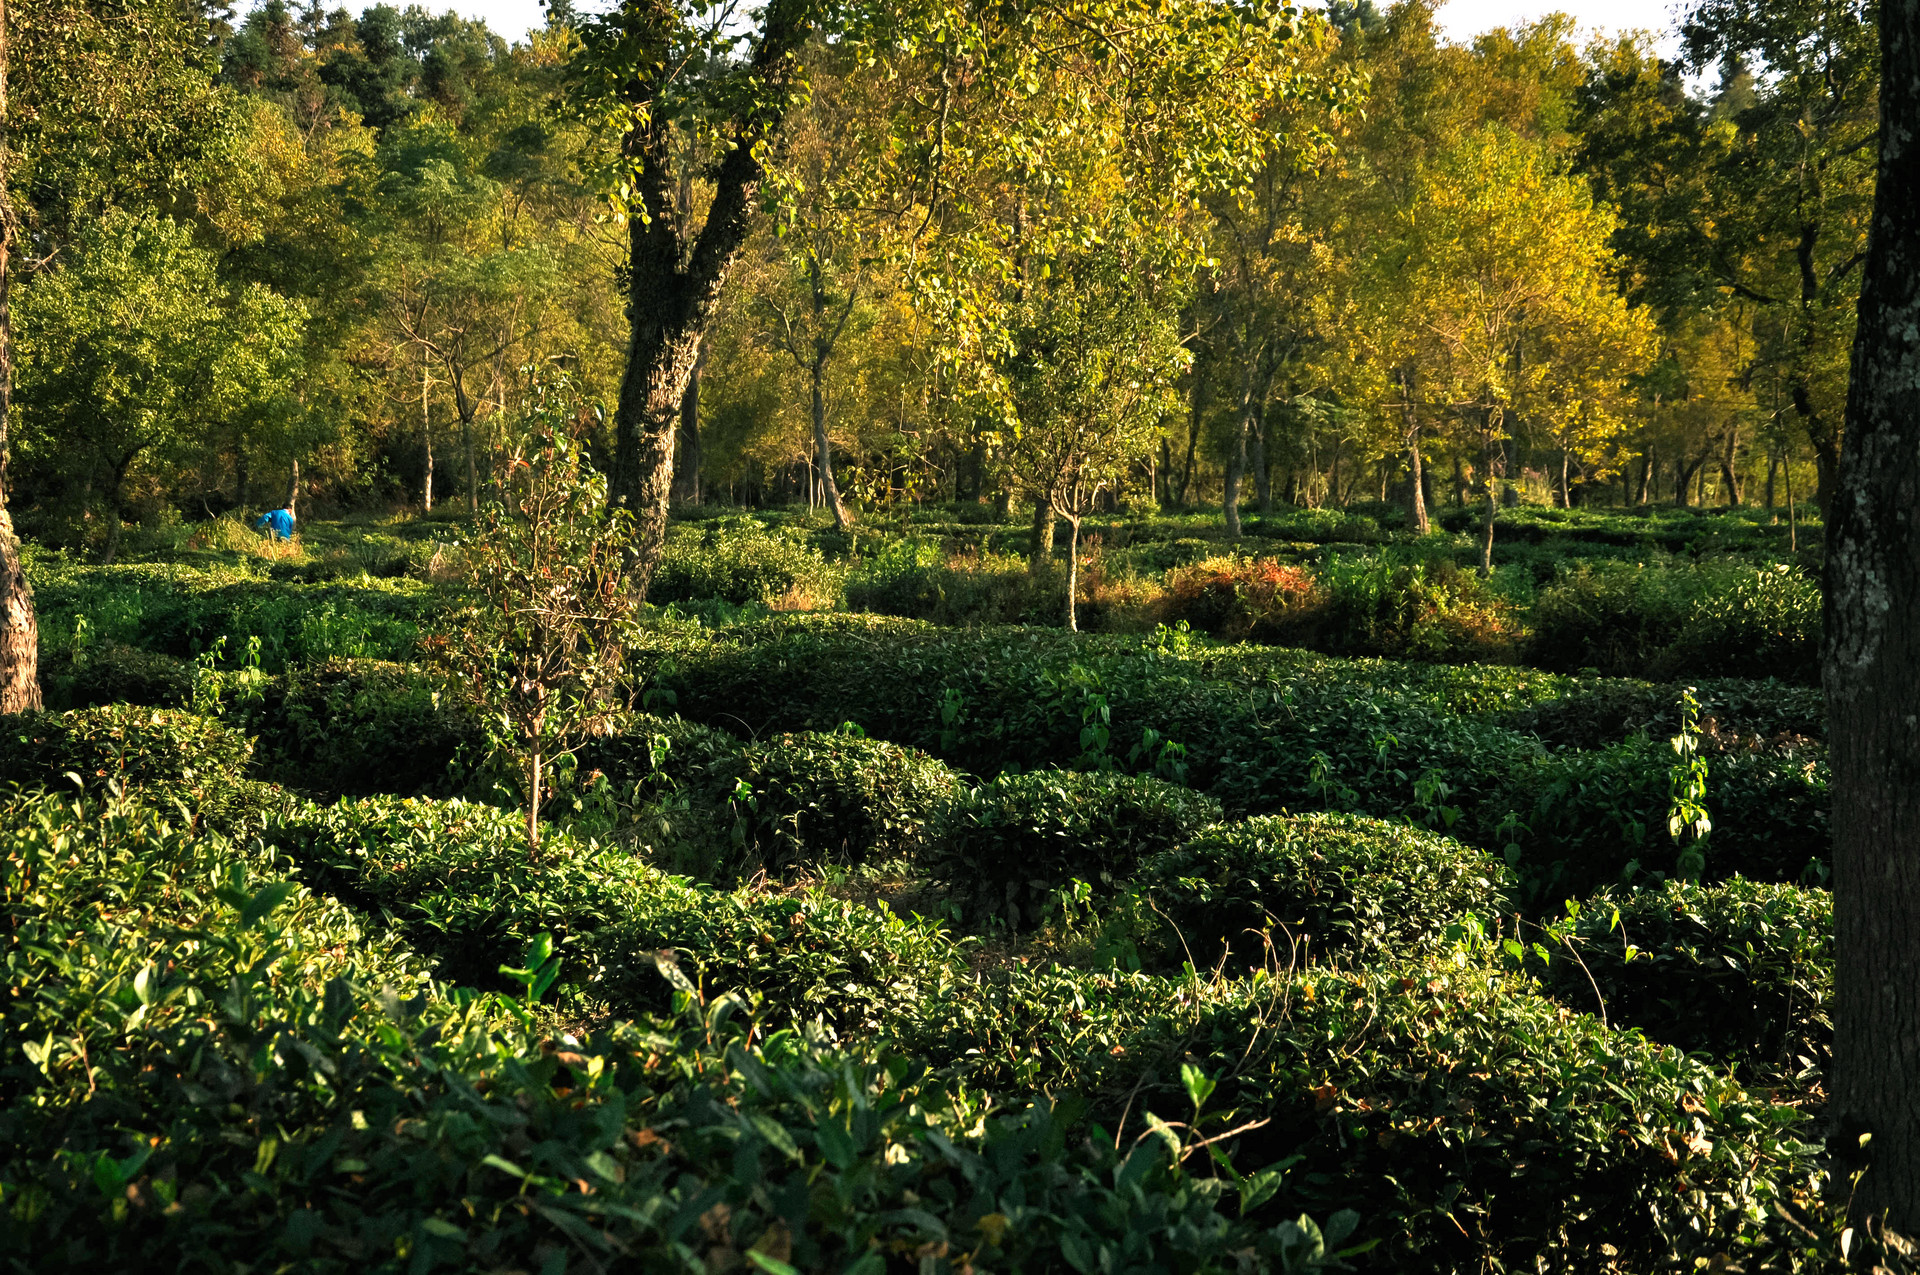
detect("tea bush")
(266, 796), (969, 1035)
(227, 658), (485, 799)
(1142, 813), (1512, 970)
(1531, 878), (1832, 1085)
(845, 539), (1053, 626)
(1530, 562), (1819, 682)
(1509, 676), (1825, 751)
(0, 705), (252, 818)
(1154, 555), (1320, 641)
(907, 955), (1816, 1272)
(736, 731), (961, 875)
(578, 719), (958, 880)
(925, 770), (1223, 927)
(40, 640), (195, 710)
(0, 791), (1349, 1274)
(649, 519), (843, 607)
(1484, 737), (1830, 898)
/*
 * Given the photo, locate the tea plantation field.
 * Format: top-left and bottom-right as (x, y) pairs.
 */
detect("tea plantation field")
(0, 506), (1864, 1272)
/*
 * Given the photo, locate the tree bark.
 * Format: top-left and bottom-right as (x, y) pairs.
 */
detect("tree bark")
(1064, 513), (1080, 632)
(1824, 0), (1920, 1230)
(1029, 499), (1054, 572)
(1719, 422), (1744, 507)
(1637, 447), (1655, 505)
(671, 342), (704, 506)
(1222, 414), (1248, 537)
(1399, 368), (1429, 535)
(286, 458), (300, 521)
(421, 361), (434, 514)
(811, 357), (849, 530)
(1251, 404), (1271, 514)
(0, 0), (28, 716)
(606, 4), (807, 599)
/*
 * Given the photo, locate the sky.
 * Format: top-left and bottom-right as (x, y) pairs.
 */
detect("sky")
(430, 0), (1689, 51)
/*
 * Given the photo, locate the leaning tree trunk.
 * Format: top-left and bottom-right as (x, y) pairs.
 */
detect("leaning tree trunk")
(0, 0), (36, 715)
(1824, 0), (1920, 1232)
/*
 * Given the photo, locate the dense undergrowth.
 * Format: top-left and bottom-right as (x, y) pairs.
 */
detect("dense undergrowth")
(2, 503), (1886, 1272)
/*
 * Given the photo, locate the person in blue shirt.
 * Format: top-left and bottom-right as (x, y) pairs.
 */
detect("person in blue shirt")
(255, 507), (296, 540)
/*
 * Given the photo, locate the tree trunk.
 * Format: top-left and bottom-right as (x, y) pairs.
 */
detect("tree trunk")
(673, 341), (706, 510)
(1251, 405), (1271, 514)
(1178, 349), (1206, 507)
(1558, 449), (1571, 508)
(1222, 414), (1249, 537)
(526, 745), (542, 848)
(993, 488), (1011, 519)
(1719, 423), (1743, 507)
(1065, 513), (1080, 632)
(1766, 449), (1779, 508)
(812, 360), (850, 530)
(606, 11), (805, 598)
(1637, 448), (1655, 504)
(1479, 488), (1495, 575)
(1399, 369), (1429, 535)
(1029, 499), (1055, 572)
(421, 362), (434, 514)
(1824, 0), (1920, 1230)
(1157, 438), (1172, 507)
(286, 458), (300, 521)
(1452, 455), (1466, 507)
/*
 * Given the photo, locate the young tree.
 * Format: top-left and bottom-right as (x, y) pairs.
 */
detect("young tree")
(452, 376), (642, 848)
(997, 251), (1185, 630)
(1823, 0), (1920, 1231)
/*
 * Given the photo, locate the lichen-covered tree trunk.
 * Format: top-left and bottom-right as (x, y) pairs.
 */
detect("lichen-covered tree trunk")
(1825, 0), (1920, 1231)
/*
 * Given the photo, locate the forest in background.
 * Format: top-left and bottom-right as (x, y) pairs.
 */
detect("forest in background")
(1, 0), (1876, 556)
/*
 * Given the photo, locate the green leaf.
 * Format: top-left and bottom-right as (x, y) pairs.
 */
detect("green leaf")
(240, 881), (297, 929)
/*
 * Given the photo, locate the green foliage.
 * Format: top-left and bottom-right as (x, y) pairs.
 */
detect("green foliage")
(1143, 813), (1513, 970)
(229, 658), (484, 799)
(904, 953), (1817, 1271)
(264, 795), (967, 1036)
(735, 732), (961, 876)
(0, 706), (252, 816)
(927, 770), (1223, 928)
(41, 640), (195, 711)
(1529, 562), (1820, 682)
(0, 790), (1345, 1273)
(1530, 879), (1832, 1086)
(650, 520), (845, 608)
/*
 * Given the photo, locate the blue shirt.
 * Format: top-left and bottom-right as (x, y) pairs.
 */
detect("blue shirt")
(256, 508), (295, 540)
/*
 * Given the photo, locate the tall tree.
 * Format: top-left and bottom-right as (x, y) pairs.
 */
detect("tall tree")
(1823, 0), (1920, 1232)
(0, 0), (36, 714)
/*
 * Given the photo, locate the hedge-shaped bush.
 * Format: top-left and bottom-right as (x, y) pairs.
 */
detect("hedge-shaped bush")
(578, 719), (959, 881)
(925, 770), (1223, 927)
(265, 795), (966, 1035)
(649, 520), (843, 607)
(901, 956), (1816, 1273)
(1531, 878), (1832, 1085)
(0, 705), (252, 819)
(40, 640), (195, 710)
(227, 657), (484, 799)
(0, 789), (1336, 1273)
(1142, 812), (1512, 970)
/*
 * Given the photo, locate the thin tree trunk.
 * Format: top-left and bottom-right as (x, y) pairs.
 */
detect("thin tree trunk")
(0, 0), (30, 714)
(1825, 1), (1920, 1227)
(1251, 405), (1271, 514)
(1399, 368), (1429, 535)
(286, 458), (300, 521)
(1559, 449), (1571, 508)
(1719, 423), (1743, 507)
(1029, 499), (1055, 572)
(421, 361), (434, 514)
(1065, 513), (1079, 632)
(526, 746), (541, 848)
(1452, 455), (1466, 507)
(1223, 415), (1249, 537)
(812, 360), (849, 530)
(672, 343), (704, 506)
(1766, 449), (1779, 508)
(1637, 448), (1655, 504)
(1178, 359), (1205, 508)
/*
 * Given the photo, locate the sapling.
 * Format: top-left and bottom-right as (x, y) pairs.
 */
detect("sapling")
(449, 376), (643, 848)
